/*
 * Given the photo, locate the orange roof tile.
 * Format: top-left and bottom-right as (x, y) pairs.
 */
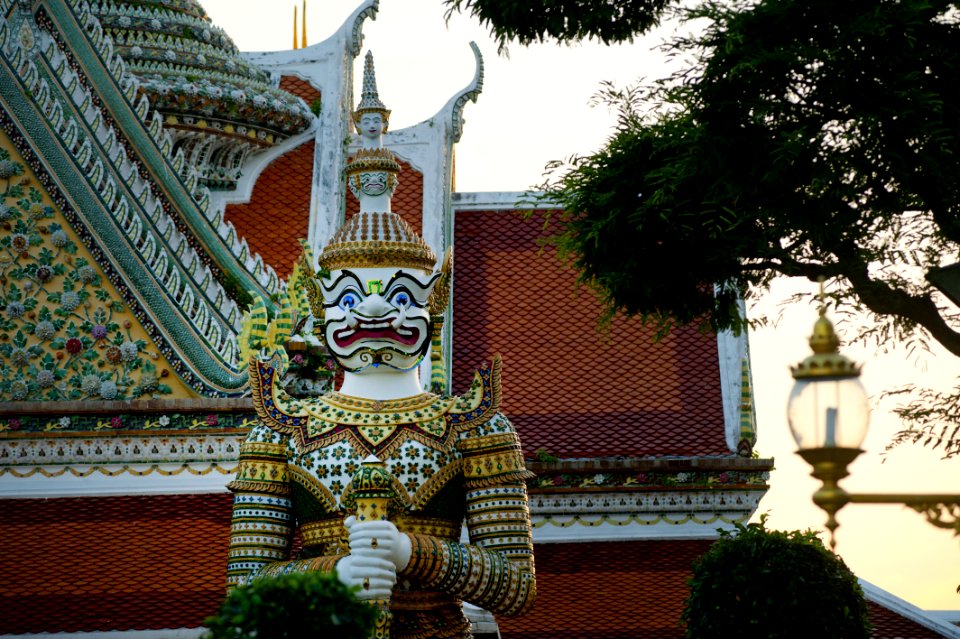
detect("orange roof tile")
(346, 157), (424, 238)
(279, 75), (321, 106)
(451, 210), (729, 458)
(0, 496), (945, 638)
(1, 494), (232, 634)
(867, 602), (949, 639)
(498, 540), (710, 639)
(498, 541), (949, 639)
(225, 141), (314, 279)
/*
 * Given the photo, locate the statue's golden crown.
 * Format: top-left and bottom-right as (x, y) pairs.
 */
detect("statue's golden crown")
(345, 147), (401, 175)
(317, 210), (437, 273)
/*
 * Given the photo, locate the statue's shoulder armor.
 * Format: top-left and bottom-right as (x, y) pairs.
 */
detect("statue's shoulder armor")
(248, 353), (311, 438)
(445, 355), (503, 434)
(446, 357), (535, 487)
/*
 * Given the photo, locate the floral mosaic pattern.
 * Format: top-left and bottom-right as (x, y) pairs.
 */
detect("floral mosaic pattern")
(0, 150), (173, 401)
(0, 432), (244, 470)
(0, 411), (257, 433)
(293, 436), (455, 502)
(534, 469), (771, 490)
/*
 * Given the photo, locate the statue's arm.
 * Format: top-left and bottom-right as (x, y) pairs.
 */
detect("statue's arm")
(225, 425), (344, 590)
(401, 416), (537, 616)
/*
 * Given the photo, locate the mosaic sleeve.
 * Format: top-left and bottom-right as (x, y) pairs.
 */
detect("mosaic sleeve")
(225, 424), (344, 590)
(402, 417), (537, 616)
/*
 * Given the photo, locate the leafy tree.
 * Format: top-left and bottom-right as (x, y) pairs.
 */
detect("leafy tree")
(203, 571), (377, 639)
(449, 0), (960, 457)
(443, 0), (674, 50)
(683, 517), (871, 639)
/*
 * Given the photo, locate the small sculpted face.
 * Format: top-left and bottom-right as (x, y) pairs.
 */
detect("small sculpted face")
(321, 266), (439, 373)
(360, 171), (388, 197)
(359, 112), (384, 141)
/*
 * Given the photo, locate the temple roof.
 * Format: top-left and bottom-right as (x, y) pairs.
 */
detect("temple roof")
(1, 494), (232, 634)
(452, 209), (731, 458)
(868, 602), (956, 639)
(91, 0), (313, 188)
(498, 539), (713, 639)
(223, 139), (314, 280)
(0, 0), (317, 394)
(279, 74), (322, 105)
(1, 494), (950, 638)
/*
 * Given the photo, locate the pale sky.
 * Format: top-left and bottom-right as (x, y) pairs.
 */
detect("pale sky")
(202, 0), (959, 611)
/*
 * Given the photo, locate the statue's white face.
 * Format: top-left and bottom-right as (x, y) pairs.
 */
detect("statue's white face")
(359, 112), (384, 140)
(321, 266), (439, 373)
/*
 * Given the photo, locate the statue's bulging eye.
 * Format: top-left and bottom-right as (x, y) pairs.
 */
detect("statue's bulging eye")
(340, 292), (358, 310)
(391, 291), (410, 309)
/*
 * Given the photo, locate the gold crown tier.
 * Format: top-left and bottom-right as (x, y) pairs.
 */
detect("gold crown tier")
(345, 148), (402, 199)
(346, 148), (402, 174)
(317, 211), (437, 272)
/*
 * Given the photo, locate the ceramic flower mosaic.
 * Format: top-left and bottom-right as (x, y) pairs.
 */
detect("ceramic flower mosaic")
(0, 150), (172, 401)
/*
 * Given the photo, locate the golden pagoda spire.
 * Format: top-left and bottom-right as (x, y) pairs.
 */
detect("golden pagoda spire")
(301, 0), (307, 48)
(292, 5), (298, 49)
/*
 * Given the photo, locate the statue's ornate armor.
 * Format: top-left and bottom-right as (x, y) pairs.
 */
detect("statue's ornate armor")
(226, 356), (536, 638)
(227, 50), (535, 639)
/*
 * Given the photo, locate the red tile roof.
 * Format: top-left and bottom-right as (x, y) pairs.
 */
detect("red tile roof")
(452, 210), (729, 458)
(867, 602), (950, 639)
(224, 141), (314, 279)
(279, 75), (321, 106)
(0, 496), (947, 638)
(498, 540), (711, 639)
(1, 494), (232, 634)
(346, 156), (424, 237)
(225, 146), (423, 281)
(498, 540), (951, 639)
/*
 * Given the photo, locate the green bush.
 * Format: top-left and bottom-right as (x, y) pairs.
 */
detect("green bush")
(683, 516), (871, 639)
(204, 571), (377, 639)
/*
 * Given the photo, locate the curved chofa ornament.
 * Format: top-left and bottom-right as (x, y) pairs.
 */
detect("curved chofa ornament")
(228, 50), (536, 639)
(450, 42), (484, 143)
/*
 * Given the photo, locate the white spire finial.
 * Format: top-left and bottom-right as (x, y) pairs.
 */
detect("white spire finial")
(354, 51), (391, 137)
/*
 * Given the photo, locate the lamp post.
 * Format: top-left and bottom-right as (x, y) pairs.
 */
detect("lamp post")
(788, 302), (960, 548)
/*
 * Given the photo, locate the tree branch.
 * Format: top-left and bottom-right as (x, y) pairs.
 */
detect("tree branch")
(838, 252), (960, 357)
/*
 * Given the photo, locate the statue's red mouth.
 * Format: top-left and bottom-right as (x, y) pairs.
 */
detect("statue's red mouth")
(333, 320), (421, 347)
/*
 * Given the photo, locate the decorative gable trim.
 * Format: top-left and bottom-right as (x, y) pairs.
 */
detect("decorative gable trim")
(0, 2), (321, 393)
(38, 0), (285, 300)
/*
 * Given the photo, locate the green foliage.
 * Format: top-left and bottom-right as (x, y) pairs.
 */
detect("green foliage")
(443, 0), (673, 50)
(523, 0), (960, 455)
(884, 385), (960, 459)
(533, 447), (558, 462)
(683, 517), (871, 639)
(543, 0), (960, 349)
(203, 571), (377, 639)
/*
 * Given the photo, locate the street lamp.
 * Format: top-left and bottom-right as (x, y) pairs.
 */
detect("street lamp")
(788, 302), (960, 548)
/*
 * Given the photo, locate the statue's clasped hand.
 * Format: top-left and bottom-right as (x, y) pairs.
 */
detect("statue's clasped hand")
(335, 515), (412, 600)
